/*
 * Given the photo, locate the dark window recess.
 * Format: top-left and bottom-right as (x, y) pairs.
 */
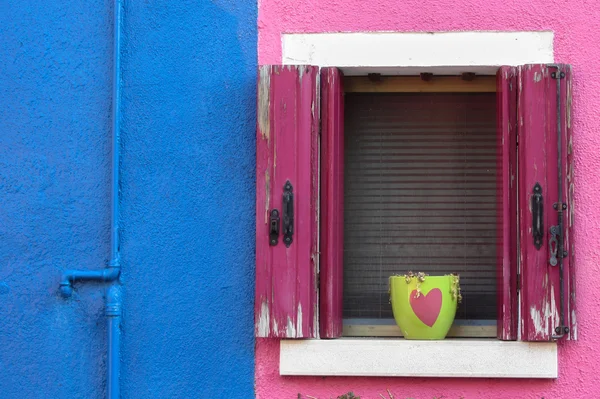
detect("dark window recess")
(343, 92), (498, 321)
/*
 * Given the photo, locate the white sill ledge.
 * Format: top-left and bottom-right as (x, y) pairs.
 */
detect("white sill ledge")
(280, 338), (557, 378)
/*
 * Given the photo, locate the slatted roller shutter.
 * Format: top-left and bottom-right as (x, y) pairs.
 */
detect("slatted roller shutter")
(343, 92), (498, 321)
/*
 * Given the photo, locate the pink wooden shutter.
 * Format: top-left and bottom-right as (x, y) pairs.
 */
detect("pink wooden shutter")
(518, 64), (575, 341)
(496, 66), (518, 340)
(319, 68), (344, 338)
(255, 65), (320, 338)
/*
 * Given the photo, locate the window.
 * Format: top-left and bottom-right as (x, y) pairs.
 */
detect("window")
(255, 64), (575, 343)
(342, 80), (498, 337)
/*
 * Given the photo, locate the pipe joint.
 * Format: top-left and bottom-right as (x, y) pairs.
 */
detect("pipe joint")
(59, 281), (74, 298)
(105, 285), (122, 317)
(103, 265), (121, 282)
(105, 303), (122, 317)
(60, 269), (105, 298)
(59, 267), (121, 298)
(108, 256), (121, 268)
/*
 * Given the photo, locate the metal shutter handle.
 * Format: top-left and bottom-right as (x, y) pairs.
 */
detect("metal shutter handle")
(282, 181), (294, 248)
(532, 183), (543, 250)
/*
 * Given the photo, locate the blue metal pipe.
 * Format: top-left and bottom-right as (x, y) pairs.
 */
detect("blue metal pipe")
(59, 268), (120, 297)
(59, 0), (123, 398)
(106, 2), (123, 396)
(110, 0), (122, 270)
(106, 285), (122, 399)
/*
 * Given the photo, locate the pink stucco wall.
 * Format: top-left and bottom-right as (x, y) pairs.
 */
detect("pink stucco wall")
(256, 0), (600, 397)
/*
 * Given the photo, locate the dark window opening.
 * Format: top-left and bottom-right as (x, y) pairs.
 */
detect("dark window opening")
(343, 92), (498, 323)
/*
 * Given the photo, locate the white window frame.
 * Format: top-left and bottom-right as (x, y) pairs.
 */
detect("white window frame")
(340, 79), (498, 338)
(278, 31), (557, 378)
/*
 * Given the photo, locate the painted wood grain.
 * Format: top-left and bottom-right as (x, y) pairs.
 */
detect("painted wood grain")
(496, 66), (518, 341)
(518, 64), (575, 341)
(255, 65), (319, 338)
(319, 67), (345, 338)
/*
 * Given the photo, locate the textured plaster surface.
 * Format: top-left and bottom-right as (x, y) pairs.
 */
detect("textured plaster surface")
(256, 0), (600, 398)
(1, 0), (256, 398)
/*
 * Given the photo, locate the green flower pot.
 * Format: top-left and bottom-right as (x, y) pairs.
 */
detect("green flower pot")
(389, 274), (460, 340)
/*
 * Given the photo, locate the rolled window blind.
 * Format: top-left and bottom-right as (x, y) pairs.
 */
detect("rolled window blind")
(343, 92), (498, 320)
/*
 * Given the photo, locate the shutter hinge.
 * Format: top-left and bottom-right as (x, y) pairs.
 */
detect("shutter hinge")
(551, 65), (568, 340)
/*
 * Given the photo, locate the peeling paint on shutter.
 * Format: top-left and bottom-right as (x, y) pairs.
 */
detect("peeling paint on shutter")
(496, 66), (518, 340)
(319, 67), (344, 338)
(255, 65), (319, 338)
(518, 64), (575, 341)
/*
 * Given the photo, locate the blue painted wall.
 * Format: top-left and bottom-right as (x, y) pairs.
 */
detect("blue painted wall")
(0, 1), (256, 397)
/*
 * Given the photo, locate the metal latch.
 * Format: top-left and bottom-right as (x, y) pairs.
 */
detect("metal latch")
(269, 209), (280, 246)
(282, 181), (294, 247)
(532, 183), (543, 250)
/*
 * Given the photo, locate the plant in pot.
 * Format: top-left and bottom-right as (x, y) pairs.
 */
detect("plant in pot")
(389, 272), (462, 339)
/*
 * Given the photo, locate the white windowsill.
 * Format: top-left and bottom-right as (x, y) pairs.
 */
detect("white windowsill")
(280, 338), (557, 378)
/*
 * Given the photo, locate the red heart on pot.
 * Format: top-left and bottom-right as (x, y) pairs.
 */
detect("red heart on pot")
(409, 288), (442, 327)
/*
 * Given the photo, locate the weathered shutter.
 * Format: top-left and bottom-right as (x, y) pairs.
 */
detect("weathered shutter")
(255, 65), (320, 338)
(518, 64), (575, 341)
(496, 67), (518, 340)
(319, 68), (345, 338)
